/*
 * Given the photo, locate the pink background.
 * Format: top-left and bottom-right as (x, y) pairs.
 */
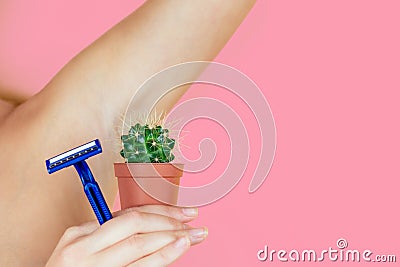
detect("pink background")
(1, 0), (399, 266)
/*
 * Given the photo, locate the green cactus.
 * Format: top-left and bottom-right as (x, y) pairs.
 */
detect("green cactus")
(120, 123), (175, 163)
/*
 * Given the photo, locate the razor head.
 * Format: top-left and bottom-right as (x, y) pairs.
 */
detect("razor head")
(46, 139), (102, 174)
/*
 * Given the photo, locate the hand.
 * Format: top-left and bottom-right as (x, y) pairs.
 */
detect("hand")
(46, 205), (207, 267)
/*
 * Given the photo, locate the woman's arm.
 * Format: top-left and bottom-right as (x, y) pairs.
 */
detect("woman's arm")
(3, 0), (256, 190)
(0, 0), (255, 264)
(2, 0), (256, 207)
(25, 0), (255, 133)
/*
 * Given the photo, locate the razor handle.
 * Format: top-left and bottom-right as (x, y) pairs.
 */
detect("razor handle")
(84, 182), (113, 224)
(74, 161), (113, 225)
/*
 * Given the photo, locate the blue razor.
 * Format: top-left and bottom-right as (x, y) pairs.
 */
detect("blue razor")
(45, 139), (113, 225)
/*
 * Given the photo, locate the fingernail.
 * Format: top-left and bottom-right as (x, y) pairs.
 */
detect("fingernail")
(174, 237), (189, 249)
(182, 207), (198, 217)
(188, 227), (208, 245)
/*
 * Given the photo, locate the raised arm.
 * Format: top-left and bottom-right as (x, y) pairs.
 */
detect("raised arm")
(0, 0), (255, 264)
(32, 0), (255, 134)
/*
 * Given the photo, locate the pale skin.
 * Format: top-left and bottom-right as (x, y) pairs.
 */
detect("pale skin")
(0, 0), (256, 266)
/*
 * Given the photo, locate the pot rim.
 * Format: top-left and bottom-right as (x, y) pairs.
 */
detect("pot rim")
(114, 162), (184, 178)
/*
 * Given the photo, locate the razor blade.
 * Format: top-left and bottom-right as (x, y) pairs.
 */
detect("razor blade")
(45, 139), (113, 225)
(46, 140), (102, 173)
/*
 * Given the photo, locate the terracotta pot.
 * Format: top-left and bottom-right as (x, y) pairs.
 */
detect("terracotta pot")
(114, 163), (184, 209)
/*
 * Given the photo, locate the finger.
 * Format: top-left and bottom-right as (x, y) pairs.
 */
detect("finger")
(92, 227), (207, 267)
(113, 205), (198, 223)
(127, 237), (190, 267)
(56, 221), (100, 249)
(82, 210), (188, 253)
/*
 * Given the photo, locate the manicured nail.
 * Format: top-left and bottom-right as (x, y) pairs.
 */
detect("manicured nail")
(174, 237), (189, 249)
(188, 227), (208, 245)
(182, 207), (198, 217)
